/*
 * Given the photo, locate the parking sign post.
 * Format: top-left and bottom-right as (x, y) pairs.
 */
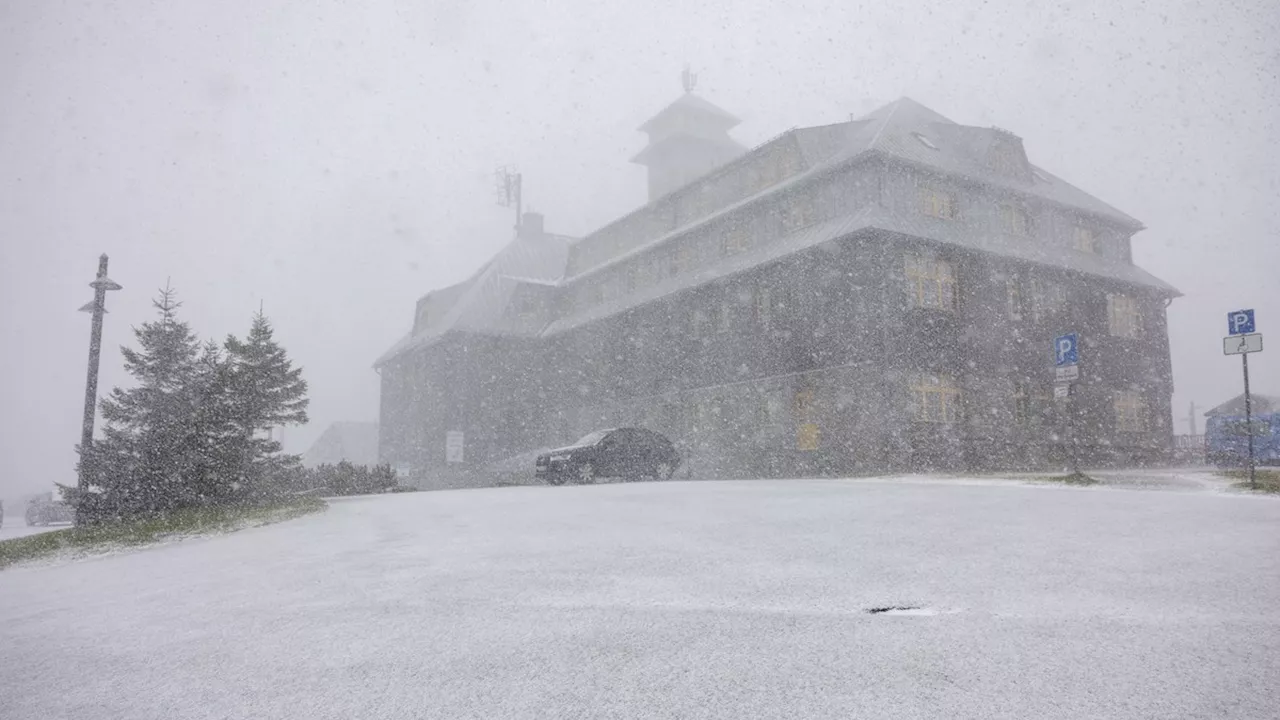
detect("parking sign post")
(1243, 353), (1255, 489)
(1225, 310), (1261, 489)
(1053, 332), (1080, 474)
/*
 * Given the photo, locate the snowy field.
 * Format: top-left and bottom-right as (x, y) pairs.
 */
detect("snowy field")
(2, 476), (1279, 719)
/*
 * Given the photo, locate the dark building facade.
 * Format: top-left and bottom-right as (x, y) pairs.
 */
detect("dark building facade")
(375, 93), (1179, 487)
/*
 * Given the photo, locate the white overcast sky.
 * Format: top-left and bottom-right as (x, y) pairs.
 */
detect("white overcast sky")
(2, 0), (1278, 496)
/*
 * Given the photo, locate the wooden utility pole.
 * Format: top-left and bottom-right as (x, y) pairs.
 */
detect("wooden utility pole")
(77, 254), (122, 497)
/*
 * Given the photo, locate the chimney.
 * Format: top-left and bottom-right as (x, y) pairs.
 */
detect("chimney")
(520, 211), (545, 239)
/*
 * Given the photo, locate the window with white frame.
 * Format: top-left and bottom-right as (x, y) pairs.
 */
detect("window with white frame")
(1073, 225), (1099, 254)
(1107, 293), (1141, 338)
(1000, 204), (1031, 236)
(911, 374), (961, 423)
(905, 253), (957, 310)
(1114, 390), (1146, 432)
(1006, 276), (1024, 320)
(1029, 278), (1066, 322)
(754, 287), (773, 330)
(918, 185), (957, 219)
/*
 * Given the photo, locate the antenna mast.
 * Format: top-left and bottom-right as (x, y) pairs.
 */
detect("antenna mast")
(493, 166), (522, 236)
(681, 65), (698, 94)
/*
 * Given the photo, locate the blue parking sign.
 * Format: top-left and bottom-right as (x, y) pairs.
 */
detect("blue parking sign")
(1227, 309), (1255, 336)
(1053, 333), (1078, 366)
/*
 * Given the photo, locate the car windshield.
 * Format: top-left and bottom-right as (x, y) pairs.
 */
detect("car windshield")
(571, 431), (610, 447)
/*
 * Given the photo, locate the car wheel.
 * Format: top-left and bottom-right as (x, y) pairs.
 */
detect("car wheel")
(655, 462), (675, 481)
(577, 463), (596, 484)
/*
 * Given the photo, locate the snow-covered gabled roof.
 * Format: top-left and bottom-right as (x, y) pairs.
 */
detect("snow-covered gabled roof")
(637, 92), (741, 133)
(831, 97), (1144, 229)
(302, 421), (380, 468)
(1205, 394), (1280, 418)
(373, 231), (569, 367)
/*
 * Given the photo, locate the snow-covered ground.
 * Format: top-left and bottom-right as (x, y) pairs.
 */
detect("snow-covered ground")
(0, 515), (67, 541)
(2, 476), (1278, 719)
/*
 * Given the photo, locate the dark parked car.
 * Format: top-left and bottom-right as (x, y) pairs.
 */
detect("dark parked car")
(536, 428), (680, 485)
(25, 498), (75, 526)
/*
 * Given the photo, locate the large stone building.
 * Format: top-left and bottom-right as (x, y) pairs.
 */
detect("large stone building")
(375, 91), (1178, 487)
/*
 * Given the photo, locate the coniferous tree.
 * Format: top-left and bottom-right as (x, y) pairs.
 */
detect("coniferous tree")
(224, 311), (310, 498)
(75, 286), (202, 520)
(180, 340), (242, 503)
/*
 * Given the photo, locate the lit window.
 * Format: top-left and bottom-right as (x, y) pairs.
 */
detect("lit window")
(1073, 226), (1099, 254)
(1108, 294), (1140, 338)
(911, 374), (961, 423)
(1114, 390), (1146, 432)
(793, 388), (819, 451)
(905, 253), (957, 310)
(1000, 204), (1031, 236)
(919, 186), (957, 219)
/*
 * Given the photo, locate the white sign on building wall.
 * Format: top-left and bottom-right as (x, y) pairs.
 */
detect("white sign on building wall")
(445, 431), (465, 464)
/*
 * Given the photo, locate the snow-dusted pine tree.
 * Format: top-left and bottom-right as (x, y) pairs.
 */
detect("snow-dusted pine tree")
(76, 285), (202, 521)
(223, 311), (309, 498)
(180, 339), (243, 503)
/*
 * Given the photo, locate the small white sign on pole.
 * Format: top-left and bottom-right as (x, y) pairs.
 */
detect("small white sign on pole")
(1223, 333), (1263, 355)
(445, 431), (465, 463)
(1054, 365), (1079, 382)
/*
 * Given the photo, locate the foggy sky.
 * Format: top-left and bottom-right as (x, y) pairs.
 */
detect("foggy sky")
(2, 0), (1278, 497)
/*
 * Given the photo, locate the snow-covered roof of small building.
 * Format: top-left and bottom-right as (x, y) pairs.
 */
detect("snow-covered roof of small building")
(1205, 394), (1280, 417)
(637, 92), (741, 133)
(302, 421), (380, 468)
(373, 230), (570, 367)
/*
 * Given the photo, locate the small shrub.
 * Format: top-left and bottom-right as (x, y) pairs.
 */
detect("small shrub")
(292, 462), (401, 496)
(1043, 472), (1099, 486)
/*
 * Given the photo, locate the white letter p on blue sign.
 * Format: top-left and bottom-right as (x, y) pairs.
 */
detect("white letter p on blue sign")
(1053, 332), (1078, 366)
(1228, 309), (1255, 336)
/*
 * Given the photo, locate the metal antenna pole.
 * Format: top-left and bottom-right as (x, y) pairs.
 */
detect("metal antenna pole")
(78, 254), (122, 494)
(495, 167), (523, 237)
(513, 172), (522, 235)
